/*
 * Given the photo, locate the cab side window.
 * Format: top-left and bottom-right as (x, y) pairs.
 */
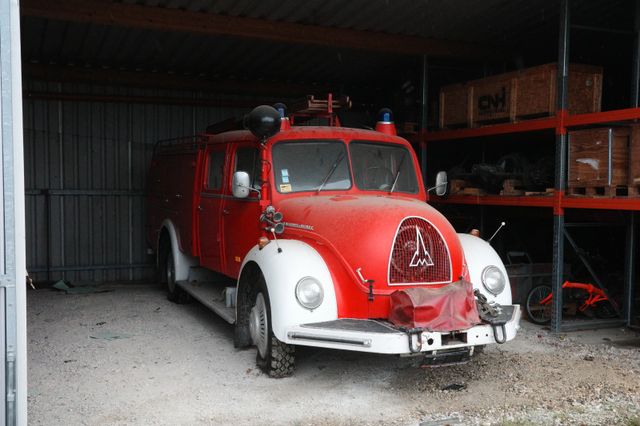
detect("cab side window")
(234, 147), (261, 191)
(207, 150), (225, 190)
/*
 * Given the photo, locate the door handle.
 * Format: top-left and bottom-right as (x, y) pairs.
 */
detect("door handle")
(175, 193), (183, 199)
(223, 209), (230, 215)
(197, 205), (204, 211)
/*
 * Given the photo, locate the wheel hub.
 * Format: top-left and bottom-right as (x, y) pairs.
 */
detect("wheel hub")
(249, 292), (268, 358)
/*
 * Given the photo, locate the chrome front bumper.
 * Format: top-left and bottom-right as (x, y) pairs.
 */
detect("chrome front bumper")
(284, 305), (521, 354)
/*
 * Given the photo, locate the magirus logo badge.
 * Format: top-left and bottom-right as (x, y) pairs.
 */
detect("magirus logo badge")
(409, 226), (434, 268)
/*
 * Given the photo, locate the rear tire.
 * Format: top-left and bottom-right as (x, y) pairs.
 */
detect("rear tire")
(164, 248), (191, 304)
(595, 301), (617, 319)
(525, 284), (552, 325)
(249, 278), (295, 378)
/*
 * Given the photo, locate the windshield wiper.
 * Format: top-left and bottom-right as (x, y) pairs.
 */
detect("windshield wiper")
(389, 151), (407, 194)
(316, 151), (345, 193)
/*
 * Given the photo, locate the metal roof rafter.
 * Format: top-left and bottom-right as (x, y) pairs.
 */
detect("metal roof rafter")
(21, 0), (498, 59)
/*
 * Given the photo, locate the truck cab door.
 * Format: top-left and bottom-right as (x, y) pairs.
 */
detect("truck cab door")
(222, 143), (263, 278)
(197, 145), (227, 272)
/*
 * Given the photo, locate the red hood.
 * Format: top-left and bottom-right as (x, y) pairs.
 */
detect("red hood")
(276, 194), (465, 294)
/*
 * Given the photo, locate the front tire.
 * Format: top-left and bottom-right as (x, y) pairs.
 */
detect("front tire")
(249, 280), (295, 378)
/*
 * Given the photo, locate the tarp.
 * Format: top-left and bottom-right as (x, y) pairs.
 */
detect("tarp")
(388, 281), (481, 332)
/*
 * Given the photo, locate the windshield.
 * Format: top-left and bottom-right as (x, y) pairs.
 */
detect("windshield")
(272, 140), (351, 193)
(350, 141), (418, 193)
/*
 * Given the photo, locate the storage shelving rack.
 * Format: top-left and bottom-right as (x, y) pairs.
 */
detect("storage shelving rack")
(421, 0), (638, 332)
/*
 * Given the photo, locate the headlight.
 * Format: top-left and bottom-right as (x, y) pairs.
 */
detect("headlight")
(295, 277), (324, 310)
(481, 265), (506, 295)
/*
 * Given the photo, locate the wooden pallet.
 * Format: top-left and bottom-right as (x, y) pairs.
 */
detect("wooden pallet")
(524, 188), (555, 196)
(567, 185), (634, 197)
(449, 179), (468, 194)
(500, 179), (525, 196)
(448, 179), (487, 195)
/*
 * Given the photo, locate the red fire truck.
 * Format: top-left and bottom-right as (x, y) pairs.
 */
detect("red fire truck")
(146, 101), (521, 377)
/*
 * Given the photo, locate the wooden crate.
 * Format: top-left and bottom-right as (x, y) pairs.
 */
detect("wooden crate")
(567, 127), (629, 196)
(439, 63), (603, 128)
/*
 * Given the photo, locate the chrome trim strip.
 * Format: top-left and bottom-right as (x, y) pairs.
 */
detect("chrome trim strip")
(287, 332), (372, 347)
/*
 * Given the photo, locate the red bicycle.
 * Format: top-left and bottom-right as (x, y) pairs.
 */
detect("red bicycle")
(525, 281), (615, 325)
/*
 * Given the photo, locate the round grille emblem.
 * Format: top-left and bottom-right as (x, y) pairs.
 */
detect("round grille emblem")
(388, 217), (451, 285)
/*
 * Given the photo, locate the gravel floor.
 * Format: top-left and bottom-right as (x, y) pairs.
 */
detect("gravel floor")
(27, 283), (640, 425)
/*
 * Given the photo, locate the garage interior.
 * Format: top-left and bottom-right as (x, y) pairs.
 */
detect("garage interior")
(3, 0), (640, 424)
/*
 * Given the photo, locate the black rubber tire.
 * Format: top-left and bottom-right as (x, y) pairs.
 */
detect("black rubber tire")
(595, 301), (618, 319)
(164, 248), (191, 304)
(253, 277), (295, 378)
(525, 284), (552, 325)
(234, 289), (252, 349)
(258, 335), (295, 378)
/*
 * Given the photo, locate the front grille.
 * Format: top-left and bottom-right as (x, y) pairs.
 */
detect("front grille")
(388, 217), (451, 285)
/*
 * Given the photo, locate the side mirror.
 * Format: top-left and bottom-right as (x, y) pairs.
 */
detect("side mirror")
(232, 171), (251, 198)
(434, 171), (448, 196)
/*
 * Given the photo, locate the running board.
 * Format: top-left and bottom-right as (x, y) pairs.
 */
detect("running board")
(176, 281), (236, 324)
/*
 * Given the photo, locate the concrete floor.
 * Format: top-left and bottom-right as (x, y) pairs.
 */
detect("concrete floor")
(27, 283), (640, 425)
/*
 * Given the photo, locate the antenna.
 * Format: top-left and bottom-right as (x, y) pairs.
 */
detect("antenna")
(487, 221), (506, 244)
(269, 227), (283, 253)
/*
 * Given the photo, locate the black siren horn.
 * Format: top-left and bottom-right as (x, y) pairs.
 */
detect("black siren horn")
(245, 105), (282, 141)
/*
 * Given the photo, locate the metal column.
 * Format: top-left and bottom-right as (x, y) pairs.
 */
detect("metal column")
(632, 0), (640, 107)
(629, 0), (640, 327)
(0, 287), (4, 423)
(0, 0), (28, 424)
(551, 0), (570, 333)
(624, 213), (637, 325)
(420, 54), (428, 187)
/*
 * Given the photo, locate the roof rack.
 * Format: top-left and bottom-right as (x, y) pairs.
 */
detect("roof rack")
(201, 93), (353, 134)
(289, 93), (351, 127)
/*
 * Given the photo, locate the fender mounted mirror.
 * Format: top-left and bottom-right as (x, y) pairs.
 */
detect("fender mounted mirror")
(428, 171), (448, 196)
(232, 171), (251, 198)
(435, 171), (448, 196)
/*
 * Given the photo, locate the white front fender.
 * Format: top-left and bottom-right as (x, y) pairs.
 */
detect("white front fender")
(458, 233), (512, 305)
(239, 240), (338, 342)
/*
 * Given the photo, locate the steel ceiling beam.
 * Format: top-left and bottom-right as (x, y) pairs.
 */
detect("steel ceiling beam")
(22, 63), (337, 97)
(20, 0), (496, 58)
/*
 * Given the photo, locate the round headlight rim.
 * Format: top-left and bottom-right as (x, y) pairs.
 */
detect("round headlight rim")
(481, 265), (506, 296)
(295, 276), (324, 310)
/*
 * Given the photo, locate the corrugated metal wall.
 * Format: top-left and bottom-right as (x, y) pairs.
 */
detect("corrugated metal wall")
(23, 80), (248, 282)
